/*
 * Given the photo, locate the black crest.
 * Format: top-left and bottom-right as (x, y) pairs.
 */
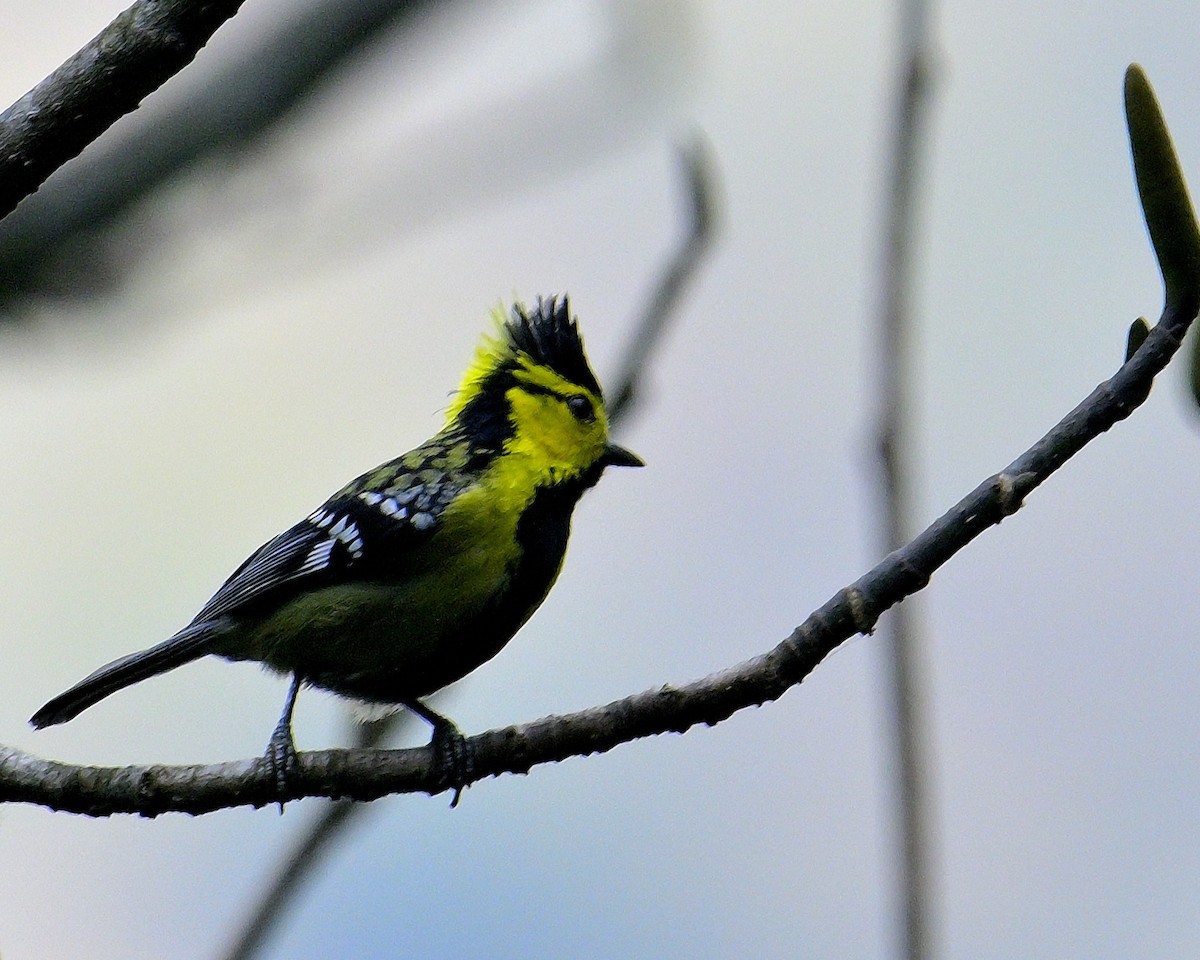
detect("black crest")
(504, 297), (602, 397)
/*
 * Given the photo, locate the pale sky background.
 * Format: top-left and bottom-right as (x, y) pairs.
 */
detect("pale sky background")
(0, 2), (1199, 959)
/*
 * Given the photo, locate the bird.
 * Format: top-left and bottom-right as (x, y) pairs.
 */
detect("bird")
(30, 296), (642, 803)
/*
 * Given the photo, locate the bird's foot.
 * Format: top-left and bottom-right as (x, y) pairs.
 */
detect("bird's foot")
(265, 719), (300, 811)
(430, 718), (474, 808)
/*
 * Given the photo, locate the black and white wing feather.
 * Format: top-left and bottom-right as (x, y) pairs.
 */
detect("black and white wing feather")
(190, 495), (421, 624)
(29, 489), (447, 730)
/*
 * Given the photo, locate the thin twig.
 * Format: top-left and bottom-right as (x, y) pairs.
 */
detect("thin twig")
(219, 716), (395, 960)
(5, 120), (1194, 815)
(0, 0), (251, 224)
(875, 1), (936, 958)
(605, 137), (718, 425)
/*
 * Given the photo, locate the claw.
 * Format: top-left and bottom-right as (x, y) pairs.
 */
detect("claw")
(266, 722), (300, 809)
(402, 698), (474, 806)
(430, 718), (475, 808)
(267, 674), (303, 811)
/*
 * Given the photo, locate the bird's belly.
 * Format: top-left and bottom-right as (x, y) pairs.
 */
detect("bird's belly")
(231, 545), (540, 703)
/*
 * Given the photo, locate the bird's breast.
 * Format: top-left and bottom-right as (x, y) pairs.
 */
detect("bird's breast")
(241, 480), (579, 703)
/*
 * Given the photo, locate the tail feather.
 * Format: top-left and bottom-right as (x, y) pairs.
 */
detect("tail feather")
(30, 620), (227, 729)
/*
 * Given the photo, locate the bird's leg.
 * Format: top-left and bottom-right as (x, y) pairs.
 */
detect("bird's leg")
(266, 674), (302, 806)
(403, 698), (474, 807)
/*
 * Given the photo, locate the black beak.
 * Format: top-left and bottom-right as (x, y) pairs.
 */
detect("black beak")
(601, 442), (644, 468)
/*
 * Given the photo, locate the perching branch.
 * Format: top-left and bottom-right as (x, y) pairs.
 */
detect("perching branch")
(0, 0), (249, 224)
(0, 67), (1193, 819)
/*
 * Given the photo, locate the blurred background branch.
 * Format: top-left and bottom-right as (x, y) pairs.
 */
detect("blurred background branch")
(605, 137), (717, 424)
(0, 0), (698, 318)
(220, 712), (400, 960)
(873, 1), (937, 959)
(0, 0), (439, 307)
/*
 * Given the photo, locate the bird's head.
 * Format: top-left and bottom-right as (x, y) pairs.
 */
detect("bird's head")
(446, 297), (643, 485)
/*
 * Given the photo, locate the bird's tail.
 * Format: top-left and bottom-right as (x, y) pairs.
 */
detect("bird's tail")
(30, 620), (227, 729)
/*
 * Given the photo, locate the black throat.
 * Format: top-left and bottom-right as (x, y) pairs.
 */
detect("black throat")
(502, 465), (604, 621)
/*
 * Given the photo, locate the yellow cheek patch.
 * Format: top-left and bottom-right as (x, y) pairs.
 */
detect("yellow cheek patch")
(504, 386), (607, 469)
(511, 360), (607, 423)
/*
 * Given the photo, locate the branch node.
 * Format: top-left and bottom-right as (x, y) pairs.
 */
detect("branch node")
(845, 587), (877, 635)
(994, 472), (1025, 517)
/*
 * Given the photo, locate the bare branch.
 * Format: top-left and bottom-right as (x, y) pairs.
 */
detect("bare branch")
(218, 716), (396, 960)
(0, 0), (250, 224)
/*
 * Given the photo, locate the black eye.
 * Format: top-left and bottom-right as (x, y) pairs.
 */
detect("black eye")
(566, 394), (595, 423)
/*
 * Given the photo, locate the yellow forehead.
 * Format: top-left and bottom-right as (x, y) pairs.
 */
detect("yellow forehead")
(443, 307), (606, 430)
(513, 357), (582, 395)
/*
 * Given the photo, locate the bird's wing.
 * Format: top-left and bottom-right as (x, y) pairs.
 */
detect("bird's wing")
(189, 489), (445, 624)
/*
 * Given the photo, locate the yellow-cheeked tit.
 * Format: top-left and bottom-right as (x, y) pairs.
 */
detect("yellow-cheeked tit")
(31, 297), (642, 800)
